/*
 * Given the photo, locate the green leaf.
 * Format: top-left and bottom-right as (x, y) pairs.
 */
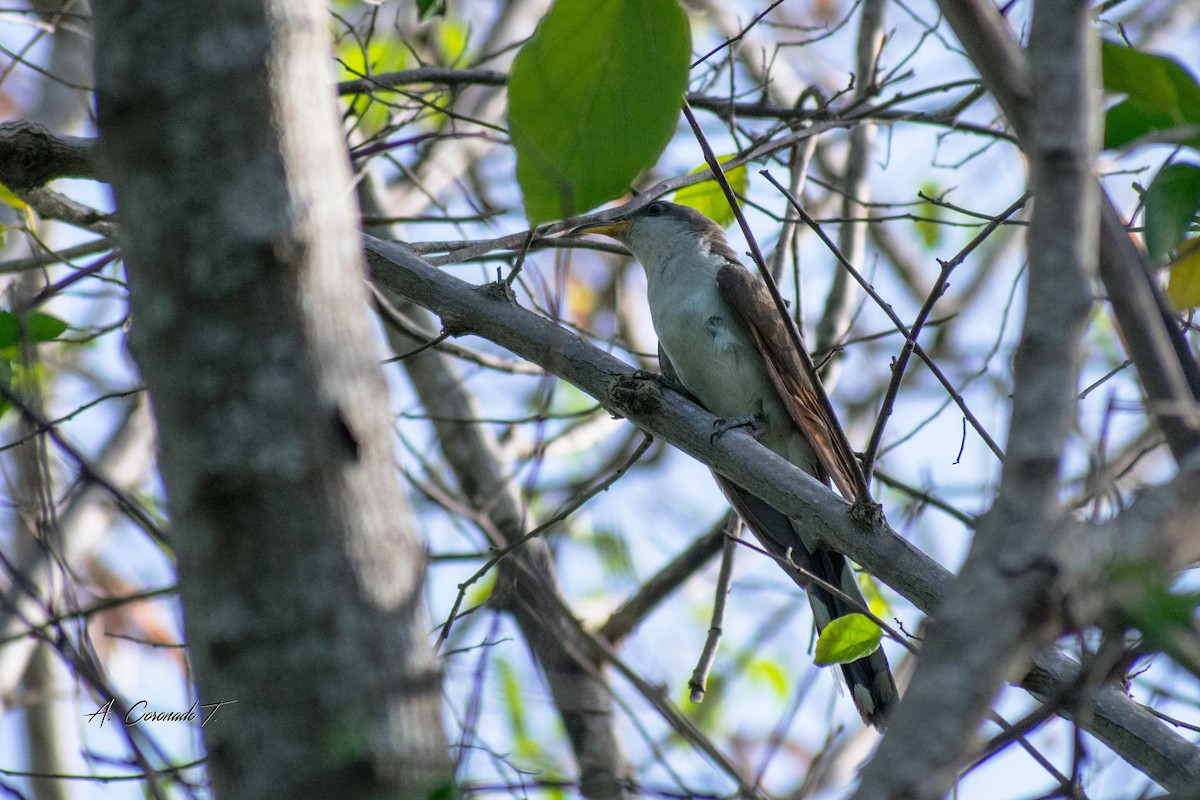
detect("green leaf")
(337, 34), (410, 136)
(1104, 100), (1198, 151)
(1144, 162), (1200, 260)
(590, 528), (636, 579)
(813, 613), (882, 666)
(0, 358), (12, 420)
(509, 0), (690, 224)
(1101, 40), (1200, 151)
(435, 18), (470, 65)
(914, 182), (945, 249)
(0, 182), (35, 230)
(672, 155), (748, 227)
(745, 657), (788, 699)
(1109, 561), (1200, 654)
(426, 782), (457, 800)
(495, 659), (527, 736)
(858, 572), (892, 619)
(464, 570), (496, 609)
(417, 0), (448, 20)
(0, 183), (28, 213)
(1167, 239), (1200, 311)
(0, 310), (69, 349)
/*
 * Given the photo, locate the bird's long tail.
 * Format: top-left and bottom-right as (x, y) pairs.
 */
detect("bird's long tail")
(715, 475), (898, 729)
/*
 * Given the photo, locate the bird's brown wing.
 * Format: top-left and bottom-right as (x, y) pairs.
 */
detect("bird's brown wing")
(659, 343), (896, 728)
(716, 262), (862, 501)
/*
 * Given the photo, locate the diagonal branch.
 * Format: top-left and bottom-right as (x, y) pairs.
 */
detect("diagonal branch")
(364, 232), (1200, 792)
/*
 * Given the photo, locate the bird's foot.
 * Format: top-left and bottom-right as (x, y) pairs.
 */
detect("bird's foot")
(609, 370), (667, 417)
(710, 411), (767, 444)
(850, 499), (884, 527)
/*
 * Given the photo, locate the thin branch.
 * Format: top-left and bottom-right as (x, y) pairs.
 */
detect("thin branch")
(861, 192), (1030, 477)
(688, 518), (739, 703)
(761, 169), (1005, 462)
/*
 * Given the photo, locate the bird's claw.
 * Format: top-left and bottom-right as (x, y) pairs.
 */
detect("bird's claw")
(710, 412), (767, 444)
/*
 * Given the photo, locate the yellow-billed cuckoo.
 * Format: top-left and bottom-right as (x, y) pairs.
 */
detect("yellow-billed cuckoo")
(575, 200), (897, 728)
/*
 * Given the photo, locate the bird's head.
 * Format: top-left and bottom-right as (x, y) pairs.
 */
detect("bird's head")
(572, 201), (735, 270)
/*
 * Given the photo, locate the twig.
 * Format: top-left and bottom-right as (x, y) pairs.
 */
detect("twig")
(691, 0), (788, 67)
(0, 384), (168, 547)
(688, 517), (740, 703)
(436, 434), (653, 651)
(860, 192), (1029, 477)
(761, 168), (1005, 462)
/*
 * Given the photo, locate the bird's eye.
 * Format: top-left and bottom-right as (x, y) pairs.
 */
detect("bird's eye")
(646, 202), (664, 216)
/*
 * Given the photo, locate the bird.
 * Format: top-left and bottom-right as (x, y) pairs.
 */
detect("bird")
(574, 200), (897, 728)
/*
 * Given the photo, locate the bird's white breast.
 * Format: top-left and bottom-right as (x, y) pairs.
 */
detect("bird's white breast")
(632, 230), (820, 474)
(644, 253), (782, 425)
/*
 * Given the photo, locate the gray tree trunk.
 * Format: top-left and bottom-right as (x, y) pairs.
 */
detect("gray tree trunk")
(91, 2), (452, 798)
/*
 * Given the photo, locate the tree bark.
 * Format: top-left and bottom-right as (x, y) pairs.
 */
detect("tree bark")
(855, 3), (1100, 795)
(92, 2), (452, 798)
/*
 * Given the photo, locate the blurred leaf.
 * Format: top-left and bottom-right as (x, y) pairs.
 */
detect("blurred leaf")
(495, 659), (527, 736)
(590, 528), (636, 579)
(464, 570), (496, 609)
(0, 358), (11, 420)
(682, 672), (724, 730)
(1101, 40), (1200, 151)
(337, 35), (409, 135)
(549, 380), (599, 415)
(1144, 162), (1200, 260)
(10, 361), (45, 397)
(435, 18), (470, 65)
(672, 155), (748, 227)
(336, 35), (407, 81)
(1111, 561), (1200, 654)
(746, 657), (788, 699)
(1101, 39), (1200, 117)
(1167, 238), (1200, 311)
(509, 0), (690, 224)
(813, 613), (882, 666)
(0, 182), (35, 231)
(858, 572), (891, 620)
(0, 182), (28, 213)
(565, 273), (601, 321)
(914, 182), (945, 249)
(0, 310), (69, 349)
(418, 0), (448, 19)
(1105, 100), (1177, 150)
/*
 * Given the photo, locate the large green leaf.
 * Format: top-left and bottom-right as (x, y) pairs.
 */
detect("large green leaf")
(1101, 40), (1200, 151)
(0, 310), (68, 348)
(813, 613), (882, 666)
(1144, 162), (1200, 260)
(1104, 100), (1200, 151)
(509, 0), (690, 224)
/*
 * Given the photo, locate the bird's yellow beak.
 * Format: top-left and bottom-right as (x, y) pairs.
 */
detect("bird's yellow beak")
(570, 218), (632, 239)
